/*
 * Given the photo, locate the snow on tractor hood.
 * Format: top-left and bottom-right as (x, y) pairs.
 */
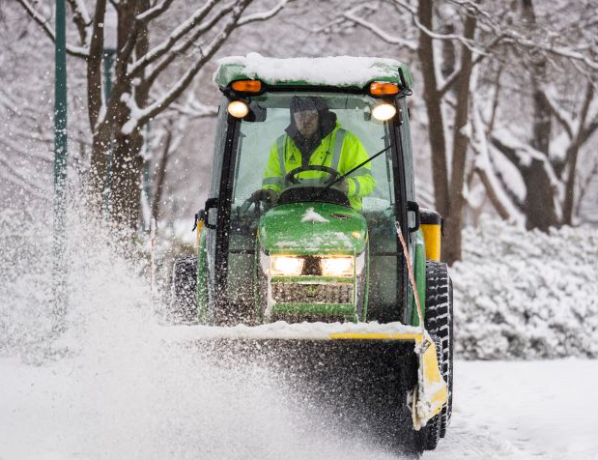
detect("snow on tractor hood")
(214, 53), (414, 90)
(258, 203), (367, 256)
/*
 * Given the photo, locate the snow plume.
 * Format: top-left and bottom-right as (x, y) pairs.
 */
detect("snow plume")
(0, 200), (151, 361)
(0, 201), (403, 460)
(453, 218), (598, 360)
(0, 206), (54, 358)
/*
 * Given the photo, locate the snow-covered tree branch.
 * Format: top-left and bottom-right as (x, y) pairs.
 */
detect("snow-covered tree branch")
(16, 0), (89, 57)
(14, 0), (289, 230)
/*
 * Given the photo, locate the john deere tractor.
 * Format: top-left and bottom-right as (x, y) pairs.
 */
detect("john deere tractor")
(170, 55), (454, 455)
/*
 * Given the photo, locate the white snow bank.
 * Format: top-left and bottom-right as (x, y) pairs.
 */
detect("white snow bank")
(216, 53), (406, 87)
(453, 218), (598, 360)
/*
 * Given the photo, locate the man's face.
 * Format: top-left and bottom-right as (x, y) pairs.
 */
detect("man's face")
(294, 110), (319, 138)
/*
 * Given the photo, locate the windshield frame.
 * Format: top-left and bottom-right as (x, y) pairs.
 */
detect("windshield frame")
(229, 89), (398, 209)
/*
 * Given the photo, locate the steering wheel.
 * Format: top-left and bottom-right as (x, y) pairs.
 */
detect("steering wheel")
(285, 165), (340, 187)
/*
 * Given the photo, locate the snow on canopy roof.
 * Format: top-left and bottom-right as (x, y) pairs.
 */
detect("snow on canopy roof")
(214, 53), (413, 90)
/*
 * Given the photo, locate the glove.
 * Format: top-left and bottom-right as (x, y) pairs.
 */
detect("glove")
(251, 189), (278, 204)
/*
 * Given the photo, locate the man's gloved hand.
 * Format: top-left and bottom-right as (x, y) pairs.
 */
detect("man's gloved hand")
(251, 189), (279, 204)
(335, 178), (349, 193)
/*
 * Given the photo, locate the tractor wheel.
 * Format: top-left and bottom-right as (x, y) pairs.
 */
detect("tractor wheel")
(423, 260), (454, 440)
(440, 277), (454, 436)
(169, 256), (198, 324)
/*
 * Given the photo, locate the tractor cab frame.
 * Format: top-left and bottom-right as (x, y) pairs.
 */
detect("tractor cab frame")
(199, 65), (422, 327)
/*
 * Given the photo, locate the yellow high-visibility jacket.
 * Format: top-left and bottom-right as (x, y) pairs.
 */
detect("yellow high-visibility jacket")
(262, 123), (375, 210)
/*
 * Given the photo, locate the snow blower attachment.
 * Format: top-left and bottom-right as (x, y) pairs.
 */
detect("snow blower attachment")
(169, 55), (454, 454)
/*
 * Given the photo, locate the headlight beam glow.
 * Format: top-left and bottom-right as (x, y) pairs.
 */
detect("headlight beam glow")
(270, 256), (304, 277)
(227, 100), (249, 118)
(320, 257), (354, 277)
(372, 103), (397, 121)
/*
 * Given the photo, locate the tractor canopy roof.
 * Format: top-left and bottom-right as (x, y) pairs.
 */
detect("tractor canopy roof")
(214, 53), (413, 90)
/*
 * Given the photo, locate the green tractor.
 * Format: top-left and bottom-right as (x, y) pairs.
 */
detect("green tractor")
(170, 55), (454, 455)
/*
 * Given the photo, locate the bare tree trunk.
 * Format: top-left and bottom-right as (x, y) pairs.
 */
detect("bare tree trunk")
(521, 161), (557, 231)
(89, 122), (112, 208)
(563, 83), (595, 225)
(111, 131), (145, 229)
(523, 83), (558, 231)
(93, 0), (151, 230)
(562, 143), (581, 225)
(443, 5), (478, 265)
(417, 0), (450, 219)
(437, 4), (456, 80)
(520, 0), (558, 231)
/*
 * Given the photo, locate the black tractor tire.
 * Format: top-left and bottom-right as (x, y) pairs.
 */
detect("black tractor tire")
(421, 260), (454, 445)
(169, 256), (198, 324)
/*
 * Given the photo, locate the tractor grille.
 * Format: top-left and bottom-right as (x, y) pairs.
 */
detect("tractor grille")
(271, 282), (353, 304)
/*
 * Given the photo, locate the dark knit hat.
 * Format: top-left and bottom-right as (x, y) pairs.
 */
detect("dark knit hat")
(290, 96), (328, 114)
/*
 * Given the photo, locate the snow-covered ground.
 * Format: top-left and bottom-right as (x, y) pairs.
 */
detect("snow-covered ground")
(2, 355), (596, 460)
(426, 360), (598, 460)
(1, 208), (597, 459)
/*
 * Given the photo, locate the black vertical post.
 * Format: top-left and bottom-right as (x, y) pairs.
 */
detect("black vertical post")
(102, 49), (115, 213)
(52, 0), (68, 335)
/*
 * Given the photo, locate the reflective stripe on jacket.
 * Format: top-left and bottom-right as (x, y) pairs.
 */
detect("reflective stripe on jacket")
(262, 123), (375, 210)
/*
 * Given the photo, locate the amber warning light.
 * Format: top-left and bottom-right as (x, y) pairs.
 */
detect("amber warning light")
(369, 82), (399, 96)
(231, 80), (263, 93)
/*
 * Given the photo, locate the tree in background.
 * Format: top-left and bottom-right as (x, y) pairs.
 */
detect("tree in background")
(0, 3), (91, 205)
(337, 0), (490, 264)
(471, 0), (598, 230)
(17, 0), (288, 230)
(5, 0), (598, 257)
(337, 0), (598, 263)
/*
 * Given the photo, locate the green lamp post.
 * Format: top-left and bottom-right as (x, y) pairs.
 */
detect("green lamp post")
(52, 0), (68, 335)
(103, 4), (117, 213)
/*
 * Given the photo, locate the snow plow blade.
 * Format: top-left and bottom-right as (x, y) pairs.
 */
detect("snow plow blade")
(158, 321), (448, 428)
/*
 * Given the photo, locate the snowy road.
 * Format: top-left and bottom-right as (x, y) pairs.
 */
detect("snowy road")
(2, 353), (596, 460)
(425, 360), (598, 460)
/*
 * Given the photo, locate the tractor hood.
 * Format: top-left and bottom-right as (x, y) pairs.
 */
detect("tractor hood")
(258, 202), (367, 256)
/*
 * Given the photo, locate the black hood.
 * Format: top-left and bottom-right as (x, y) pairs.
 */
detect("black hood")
(285, 96), (337, 160)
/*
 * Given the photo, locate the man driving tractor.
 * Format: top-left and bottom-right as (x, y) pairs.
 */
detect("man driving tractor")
(255, 96), (375, 210)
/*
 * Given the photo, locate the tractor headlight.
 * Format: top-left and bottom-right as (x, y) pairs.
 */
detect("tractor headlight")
(320, 256), (354, 277)
(271, 256), (304, 276)
(227, 100), (249, 118)
(372, 102), (396, 121)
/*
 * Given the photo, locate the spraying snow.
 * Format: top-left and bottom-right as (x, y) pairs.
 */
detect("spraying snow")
(0, 203), (405, 460)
